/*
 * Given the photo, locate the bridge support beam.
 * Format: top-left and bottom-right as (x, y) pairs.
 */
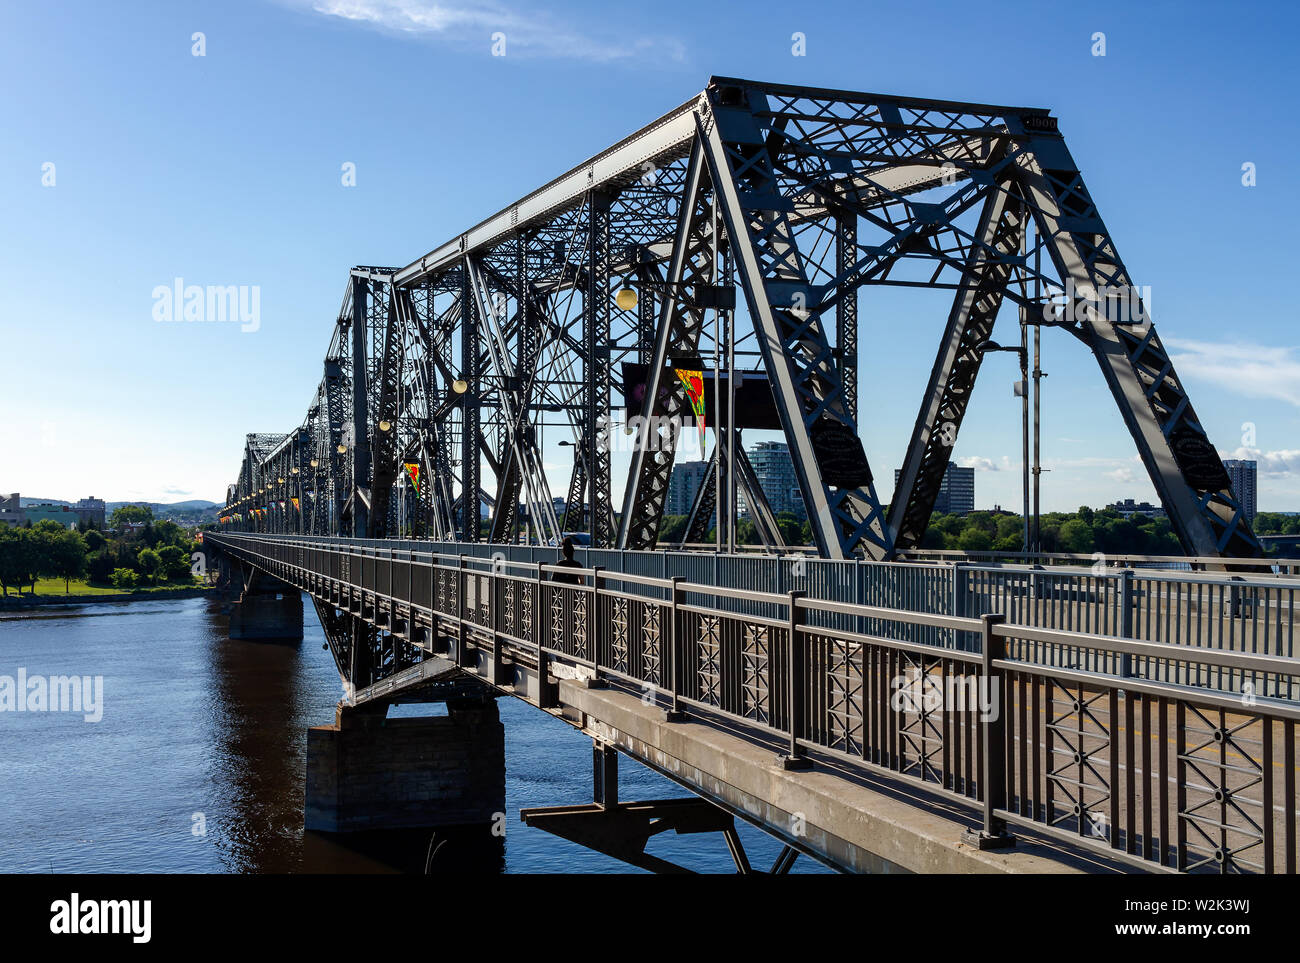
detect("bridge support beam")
(305, 697), (505, 833)
(228, 572), (303, 641)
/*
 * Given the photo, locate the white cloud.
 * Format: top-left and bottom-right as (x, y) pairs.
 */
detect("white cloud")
(1219, 446), (1300, 476)
(956, 456), (998, 471)
(295, 0), (686, 62)
(1164, 338), (1300, 408)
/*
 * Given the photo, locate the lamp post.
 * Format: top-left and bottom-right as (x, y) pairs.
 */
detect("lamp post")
(978, 338), (1030, 555)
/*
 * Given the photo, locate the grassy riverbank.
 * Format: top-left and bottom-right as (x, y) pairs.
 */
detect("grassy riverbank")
(0, 578), (212, 607)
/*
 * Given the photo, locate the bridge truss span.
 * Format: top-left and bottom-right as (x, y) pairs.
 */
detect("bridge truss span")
(218, 76), (1258, 566)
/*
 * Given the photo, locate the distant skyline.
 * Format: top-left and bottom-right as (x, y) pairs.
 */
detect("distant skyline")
(2, 0), (1297, 513)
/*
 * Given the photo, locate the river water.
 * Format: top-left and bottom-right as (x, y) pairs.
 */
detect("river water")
(0, 597), (826, 873)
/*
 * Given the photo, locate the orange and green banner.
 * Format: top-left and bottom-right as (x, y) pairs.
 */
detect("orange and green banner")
(404, 461), (421, 491)
(291, 497), (300, 512)
(674, 368), (707, 449)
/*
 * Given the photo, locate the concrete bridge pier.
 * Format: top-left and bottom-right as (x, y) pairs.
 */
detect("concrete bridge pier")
(305, 696), (505, 833)
(228, 570), (303, 640)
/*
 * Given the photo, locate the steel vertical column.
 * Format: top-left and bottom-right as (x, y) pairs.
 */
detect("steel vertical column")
(834, 209), (859, 421)
(461, 264), (480, 542)
(636, 256), (656, 365)
(586, 191), (613, 547)
(350, 277), (371, 537)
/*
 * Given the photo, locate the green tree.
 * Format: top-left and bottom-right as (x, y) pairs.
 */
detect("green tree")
(136, 547), (163, 585)
(1058, 518), (1094, 553)
(25, 524), (65, 592)
(48, 530), (88, 594)
(111, 504), (153, 530)
(774, 512), (804, 546)
(658, 514), (687, 544)
(994, 515), (1023, 542)
(84, 529), (107, 552)
(157, 544), (191, 581)
(0, 527), (33, 596)
(110, 568), (139, 590)
(152, 520), (187, 548)
(957, 527), (993, 552)
(995, 532), (1023, 552)
(87, 550), (116, 584)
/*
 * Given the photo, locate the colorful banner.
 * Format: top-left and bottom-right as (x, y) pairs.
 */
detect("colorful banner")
(403, 461), (421, 491)
(675, 368), (707, 449)
(291, 497), (300, 512)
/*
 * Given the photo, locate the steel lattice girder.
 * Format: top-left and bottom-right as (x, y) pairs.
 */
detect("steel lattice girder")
(218, 76), (1258, 561)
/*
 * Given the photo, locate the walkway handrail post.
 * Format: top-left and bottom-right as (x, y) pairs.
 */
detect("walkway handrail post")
(456, 554), (468, 668)
(1118, 568), (1133, 678)
(666, 577), (685, 721)
(967, 612), (1014, 849)
(589, 566), (604, 685)
(781, 590), (811, 770)
(951, 561), (966, 650)
(490, 555), (505, 684)
(535, 562), (558, 708)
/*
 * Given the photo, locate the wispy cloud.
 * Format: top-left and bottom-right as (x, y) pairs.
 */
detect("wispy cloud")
(956, 456), (999, 471)
(292, 0), (686, 62)
(1165, 338), (1300, 408)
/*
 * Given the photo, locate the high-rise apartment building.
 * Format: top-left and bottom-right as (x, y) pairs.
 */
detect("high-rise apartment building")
(666, 460), (710, 517)
(743, 442), (806, 520)
(893, 465), (975, 515)
(1222, 459), (1258, 522)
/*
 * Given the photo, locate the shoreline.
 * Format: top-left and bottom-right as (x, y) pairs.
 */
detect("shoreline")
(0, 586), (214, 611)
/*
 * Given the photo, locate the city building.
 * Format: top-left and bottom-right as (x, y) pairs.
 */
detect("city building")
(894, 465), (975, 515)
(1106, 498), (1167, 519)
(743, 442), (806, 520)
(0, 493), (22, 528)
(74, 496), (106, 528)
(23, 503), (80, 528)
(666, 460), (710, 516)
(1222, 459), (1258, 522)
(0, 493), (108, 528)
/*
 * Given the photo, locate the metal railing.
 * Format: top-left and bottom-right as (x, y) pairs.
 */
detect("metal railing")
(217, 533), (1300, 698)
(209, 532), (1300, 874)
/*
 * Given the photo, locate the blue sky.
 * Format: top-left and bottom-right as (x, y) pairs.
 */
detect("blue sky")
(1, 0), (1297, 512)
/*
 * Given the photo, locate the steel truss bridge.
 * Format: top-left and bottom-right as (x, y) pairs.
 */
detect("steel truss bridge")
(219, 77), (1258, 562)
(209, 79), (1289, 874)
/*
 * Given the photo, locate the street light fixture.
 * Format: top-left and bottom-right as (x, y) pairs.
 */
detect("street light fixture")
(615, 284), (638, 312)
